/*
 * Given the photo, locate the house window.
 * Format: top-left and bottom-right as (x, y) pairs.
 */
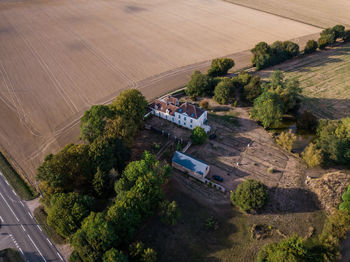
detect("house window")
(184, 117), (186, 121)
(178, 120), (180, 124)
(178, 115), (181, 119)
(172, 117), (174, 121)
(166, 115), (167, 119)
(190, 119), (193, 123)
(184, 122), (186, 126)
(190, 124), (192, 128)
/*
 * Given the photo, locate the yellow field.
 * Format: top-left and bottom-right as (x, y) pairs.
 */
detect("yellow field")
(0, 0), (320, 181)
(225, 0), (350, 28)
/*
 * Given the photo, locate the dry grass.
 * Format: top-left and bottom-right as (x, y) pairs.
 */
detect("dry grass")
(259, 44), (350, 119)
(0, 0), (320, 182)
(225, 0), (350, 28)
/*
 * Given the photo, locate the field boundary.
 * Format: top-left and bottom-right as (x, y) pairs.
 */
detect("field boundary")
(223, 0), (325, 30)
(0, 148), (37, 200)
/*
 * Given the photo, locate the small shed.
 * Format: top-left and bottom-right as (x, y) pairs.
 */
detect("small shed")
(172, 151), (210, 181)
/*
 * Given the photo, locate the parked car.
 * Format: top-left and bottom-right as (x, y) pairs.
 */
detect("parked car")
(212, 175), (223, 182)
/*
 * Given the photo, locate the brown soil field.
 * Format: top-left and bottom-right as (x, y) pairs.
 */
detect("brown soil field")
(225, 0), (350, 28)
(0, 0), (320, 182)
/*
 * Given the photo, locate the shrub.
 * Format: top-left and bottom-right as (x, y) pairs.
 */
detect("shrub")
(230, 179), (269, 212)
(199, 100), (209, 110)
(332, 25), (345, 39)
(142, 248), (157, 262)
(186, 71), (213, 98)
(243, 75), (261, 103)
(342, 190), (350, 202)
(339, 201), (350, 212)
(304, 40), (318, 54)
(276, 130), (296, 152)
(190, 127), (207, 145)
(267, 167), (274, 174)
(318, 37), (329, 50)
(301, 143), (323, 167)
(159, 200), (181, 226)
(282, 41), (300, 58)
(251, 42), (273, 70)
(207, 58), (235, 77)
(296, 110), (318, 132)
(343, 30), (350, 42)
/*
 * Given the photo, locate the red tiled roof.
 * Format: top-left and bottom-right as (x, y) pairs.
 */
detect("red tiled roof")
(176, 102), (204, 119)
(166, 96), (178, 105)
(150, 99), (178, 116)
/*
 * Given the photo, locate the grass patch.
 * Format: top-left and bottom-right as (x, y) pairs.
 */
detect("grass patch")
(0, 248), (24, 262)
(0, 152), (37, 200)
(209, 111), (240, 126)
(34, 206), (66, 245)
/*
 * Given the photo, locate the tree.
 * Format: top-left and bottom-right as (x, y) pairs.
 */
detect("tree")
(271, 41), (288, 64)
(185, 71), (213, 98)
(304, 40), (318, 54)
(207, 58), (234, 77)
(276, 130), (296, 152)
(37, 144), (93, 204)
(320, 28), (336, 43)
(343, 30), (350, 42)
(296, 111), (318, 132)
(71, 212), (118, 262)
(237, 71), (252, 87)
(89, 135), (130, 173)
(47, 193), (93, 238)
(213, 78), (234, 104)
(103, 249), (128, 262)
(318, 37), (329, 50)
(301, 143), (323, 167)
(339, 201), (350, 213)
(282, 41), (299, 58)
(230, 179), (269, 212)
(112, 89), (148, 127)
(190, 127), (207, 145)
(257, 235), (309, 262)
(251, 42), (273, 70)
(342, 189), (350, 201)
(142, 248), (157, 262)
(199, 100), (209, 110)
(129, 242), (145, 261)
(243, 75), (261, 103)
(80, 105), (115, 143)
(93, 168), (109, 198)
(250, 91), (283, 128)
(105, 114), (139, 146)
(332, 25), (345, 39)
(159, 200), (181, 225)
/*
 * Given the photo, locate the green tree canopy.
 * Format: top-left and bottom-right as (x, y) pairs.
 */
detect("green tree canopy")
(251, 42), (273, 70)
(93, 168), (109, 198)
(159, 200), (181, 226)
(190, 127), (207, 145)
(243, 75), (261, 103)
(304, 40), (318, 54)
(231, 179), (269, 212)
(80, 105), (115, 143)
(185, 71), (213, 98)
(47, 192), (93, 238)
(71, 212), (118, 262)
(250, 91), (283, 128)
(112, 89), (148, 127)
(207, 58), (234, 77)
(103, 249), (128, 262)
(276, 130), (296, 152)
(301, 143), (323, 168)
(213, 78), (234, 104)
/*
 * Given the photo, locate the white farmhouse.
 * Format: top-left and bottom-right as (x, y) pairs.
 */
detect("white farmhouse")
(150, 96), (210, 132)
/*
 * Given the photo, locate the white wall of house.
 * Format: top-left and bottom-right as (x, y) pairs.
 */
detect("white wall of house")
(151, 109), (208, 131)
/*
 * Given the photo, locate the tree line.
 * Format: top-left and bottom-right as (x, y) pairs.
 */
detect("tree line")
(251, 24), (350, 70)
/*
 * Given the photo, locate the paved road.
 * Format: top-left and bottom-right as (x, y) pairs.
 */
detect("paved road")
(0, 172), (64, 262)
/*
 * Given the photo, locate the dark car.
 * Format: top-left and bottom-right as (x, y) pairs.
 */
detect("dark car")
(212, 175), (223, 182)
(209, 133), (217, 140)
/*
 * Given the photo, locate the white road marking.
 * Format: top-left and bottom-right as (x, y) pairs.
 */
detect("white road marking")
(27, 212), (33, 219)
(37, 225), (42, 232)
(12, 189), (17, 196)
(57, 252), (63, 261)
(0, 216), (3, 222)
(19, 247), (24, 255)
(21, 225), (26, 232)
(0, 192), (19, 221)
(46, 238), (52, 246)
(27, 234), (47, 262)
(5, 180), (10, 186)
(20, 201), (25, 207)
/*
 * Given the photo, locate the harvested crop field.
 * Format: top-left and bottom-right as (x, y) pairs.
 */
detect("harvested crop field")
(225, 0), (350, 28)
(0, 0), (320, 182)
(259, 44), (350, 119)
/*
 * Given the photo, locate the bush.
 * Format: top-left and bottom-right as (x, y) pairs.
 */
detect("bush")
(301, 143), (323, 167)
(318, 37), (329, 50)
(199, 100), (209, 110)
(339, 201), (350, 212)
(276, 130), (296, 152)
(342, 190), (350, 202)
(190, 127), (207, 145)
(304, 40), (318, 54)
(296, 110), (318, 132)
(243, 75), (261, 103)
(267, 167), (274, 174)
(343, 30), (350, 42)
(282, 41), (300, 58)
(186, 71), (213, 98)
(332, 25), (345, 39)
(207, 58), (235, 77)
(230, 179), (269, 212)
(159, 200), (181, 225)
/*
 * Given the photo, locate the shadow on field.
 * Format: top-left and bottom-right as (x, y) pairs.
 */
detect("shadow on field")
(263, 187), (320, 214)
